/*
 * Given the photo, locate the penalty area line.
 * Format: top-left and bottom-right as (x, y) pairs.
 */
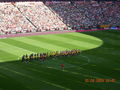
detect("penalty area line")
(78, 54), (90, 66)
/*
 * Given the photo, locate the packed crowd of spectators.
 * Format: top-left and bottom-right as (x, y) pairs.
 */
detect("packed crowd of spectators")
(0, 2), (68, 35)
(47, 1), (120, 29)
(0, 1), (120, 35)
(17, 2), (67, 32)
(0, 3), (36, 34)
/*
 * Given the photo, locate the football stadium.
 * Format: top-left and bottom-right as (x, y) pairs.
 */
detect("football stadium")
(0, 0), (120, 90)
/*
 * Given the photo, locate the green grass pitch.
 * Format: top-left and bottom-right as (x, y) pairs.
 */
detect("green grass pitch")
(0, 30), (120, 90)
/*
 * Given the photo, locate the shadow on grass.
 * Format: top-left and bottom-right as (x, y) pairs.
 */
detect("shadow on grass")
(0, 57), (105, 90)
(0, 30), (120, 90)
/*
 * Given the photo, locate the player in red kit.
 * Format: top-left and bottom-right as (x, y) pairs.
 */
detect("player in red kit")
(60, 64), (65, 71)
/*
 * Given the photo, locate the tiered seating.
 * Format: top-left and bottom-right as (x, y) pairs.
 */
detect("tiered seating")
(47, 1), (120, 27)
(0, 2), (35, 34)
(0, 1), (120, 35)
(17, 2), (67, 32)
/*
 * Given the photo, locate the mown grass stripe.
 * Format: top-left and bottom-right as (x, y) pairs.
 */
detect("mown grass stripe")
(54, 34), (102, 47)
(27, 36), (87, 50)
(37, 34), (101, 49)
(57, 33), (102, 45)
(87, 30), (120, 39)
(12, 37), (68, 51)
(0, 62), (104, 90)
(0, 38), (51, 53)
(62, 32), (102, 41)
(0, 66), (66, 90)
(0, 41), (33, 56)
(0, 50), (17, 62)
(0, 31), (120, 90)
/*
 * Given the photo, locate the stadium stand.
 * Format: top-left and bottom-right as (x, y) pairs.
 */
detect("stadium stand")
(0, 2), (36, 34)
(16, 2), (67, 32)
(47, 1), (120, 29)
(0, 2), (68, 35)
(0, 1), (120, 35)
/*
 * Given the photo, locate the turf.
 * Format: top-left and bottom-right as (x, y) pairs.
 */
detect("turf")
(0, 32), (102, 62)
(0, 30), (120, 90)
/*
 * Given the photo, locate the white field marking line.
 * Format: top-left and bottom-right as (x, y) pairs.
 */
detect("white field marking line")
(46, 54), (90, 68)
(0, 66), (71, 90)
(25, 60), (120, 84)
(78, 54), (120, 84)
(78, 54), (90, 66)
(46, 61), (120, 85)
(45, 67), (112, 90)
(49, 54), (90, 67)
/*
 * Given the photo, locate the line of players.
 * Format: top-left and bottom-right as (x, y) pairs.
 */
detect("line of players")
(21, 49), (81, 62)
